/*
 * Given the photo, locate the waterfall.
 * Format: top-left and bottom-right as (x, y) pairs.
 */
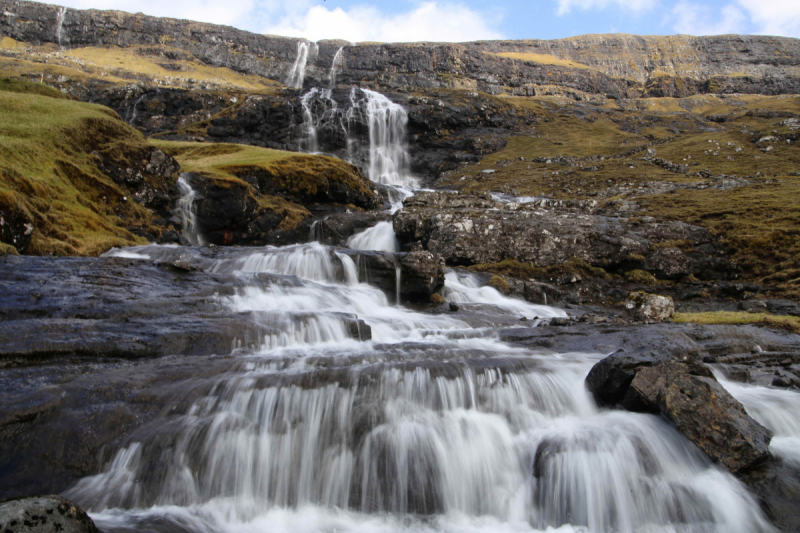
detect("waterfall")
(55, 6), (66, 49)
(286, 41), (318, 90)
(348, 87), (416, 187)
(176, 176), (203, 246)
(347, 221), (400, 253)
(127, 92), (147, 126)
(329, 46), (345, 87)
(82, 241), (786, 533)
(300, 88), (336, 153)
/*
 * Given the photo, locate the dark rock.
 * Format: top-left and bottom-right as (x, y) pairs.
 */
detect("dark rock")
(737, 458), (800, 533)
(549, 317), (570, 326)
(449, 302), (460, 312)
(587, 350), (773, 472)
(0, 199), (34, 253)
(0, 496), (98, 533)
(661, 374), (772, 471)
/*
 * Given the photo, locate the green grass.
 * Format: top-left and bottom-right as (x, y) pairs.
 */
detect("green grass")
(0, 77), (67, 99)
(674, 311), (800, 334)
(0, 91), (159, 255)
(469, 257), (614, 281)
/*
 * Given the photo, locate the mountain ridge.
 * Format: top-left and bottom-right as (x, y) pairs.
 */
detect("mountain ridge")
(3, 0), (800, 97)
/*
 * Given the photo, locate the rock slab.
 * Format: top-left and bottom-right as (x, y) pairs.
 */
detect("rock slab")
(587, 351), (773, 472)
(0, 496), (98, 533)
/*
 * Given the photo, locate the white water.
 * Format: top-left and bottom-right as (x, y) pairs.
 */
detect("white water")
(716, 373), (800, 467)
(84, 240), (778, 533)
(330, 46), (345, 87)
(287, 41), (318, 90)
(127, 92), (147, 125)
(176, 175), (204, 246)
(55, 6), (66, 49)
(300, 88), (337, 153)
(347, 222), (400, 253)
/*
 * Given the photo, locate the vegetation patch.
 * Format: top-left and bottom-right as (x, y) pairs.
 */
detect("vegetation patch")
(674, 311), (800, 334)
(0, 91), (168, 255)
(469, 257), (613, 281)
(490, 52), (592, 70)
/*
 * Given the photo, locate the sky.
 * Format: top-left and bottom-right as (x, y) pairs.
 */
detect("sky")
(51, 0), (800, 43)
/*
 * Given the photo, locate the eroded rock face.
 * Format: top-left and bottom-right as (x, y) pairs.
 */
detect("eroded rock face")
(393, 191), (727, 279)
(0, 200), (34, 253)
(0, 496), (98, 533)
(3, 2), (800, 97)
(625, 291), (675, 322)
(586, 351), (773, 472)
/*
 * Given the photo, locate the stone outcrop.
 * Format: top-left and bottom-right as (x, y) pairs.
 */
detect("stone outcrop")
(2, 1), (800, 98)
(392, 191), (729, 279)
(0, 496), (98, 533)
(586, 350), (773, 472)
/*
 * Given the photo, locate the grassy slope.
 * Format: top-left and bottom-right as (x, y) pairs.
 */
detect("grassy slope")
(153, 141), (375, 231)
(0, 88), (161, 255)
(438, 92), (800, 298)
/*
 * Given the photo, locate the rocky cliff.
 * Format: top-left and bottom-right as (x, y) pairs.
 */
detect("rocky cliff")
(2, 0), (800, 98)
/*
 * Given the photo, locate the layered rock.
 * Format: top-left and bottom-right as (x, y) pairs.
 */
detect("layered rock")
(392, 191), (729, 279)
(2, 1), (800, 97)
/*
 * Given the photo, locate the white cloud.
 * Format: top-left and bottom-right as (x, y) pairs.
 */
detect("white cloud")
(735, 0), (800, 37)
(262, 2), (505, 42)
(671, 1), (746, 35)
(555, 0), (657, 16)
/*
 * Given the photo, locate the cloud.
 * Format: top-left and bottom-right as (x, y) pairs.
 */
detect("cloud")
(735, 0), (800, 37)
(261, 2), (505, 42)
(671, 1), (746, 35)
(555, 0), (657, 16)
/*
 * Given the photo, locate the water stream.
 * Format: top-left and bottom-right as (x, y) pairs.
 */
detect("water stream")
(55, 6), (67, 49)
(68, 87), (800, 533)
(330, 47), (346, 87)
(287, 41), (318, 90)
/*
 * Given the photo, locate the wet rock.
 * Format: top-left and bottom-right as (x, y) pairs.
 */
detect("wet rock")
(661, 374), (772, 471)
(449, 302), (460, 312)
(0, 496), (98, 533)
(625, 291), (675, 323)
(737, 458), (800, 533)
(587, 351), (773, 472)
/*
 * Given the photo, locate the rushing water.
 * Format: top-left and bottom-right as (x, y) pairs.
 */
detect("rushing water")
(69, 86), (800, 533)
(330, 47), (346, 87)
(176, 175), (203, 246)
(55, 6), (67, 48)
(287, 41), (318, 90)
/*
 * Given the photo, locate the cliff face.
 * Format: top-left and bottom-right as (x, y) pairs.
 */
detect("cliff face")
(3, 0), (800, 98)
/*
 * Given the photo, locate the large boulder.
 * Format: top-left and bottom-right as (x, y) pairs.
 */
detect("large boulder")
(0, 496), (98, 533)
(586, 351), (773, 472)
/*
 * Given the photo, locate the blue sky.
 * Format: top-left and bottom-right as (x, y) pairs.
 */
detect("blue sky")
(54, 0), (800, 42)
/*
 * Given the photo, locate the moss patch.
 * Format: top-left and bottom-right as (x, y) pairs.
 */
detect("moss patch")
(0, 91), (162, 255)
(674, 311), (800, 334)
(469, 257), (613, 281)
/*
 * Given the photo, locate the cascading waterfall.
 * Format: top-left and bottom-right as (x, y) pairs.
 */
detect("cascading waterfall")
(127, 92), (147, 125)
(348, 87), (417, 188)
(300, 88), (337, 153)
(176, 175), (203, 246)
(78, 239), (790, 533)
(287, 41), (318, 90)
(55, 6), (66, 49)
(329, 46), (345, 87)
(347, 222), (400, 253)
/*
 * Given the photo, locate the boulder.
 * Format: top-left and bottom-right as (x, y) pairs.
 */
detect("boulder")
(625, 291), (675, 322)
(0, 496), (98, 533)
(586, 351), (773, 472)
